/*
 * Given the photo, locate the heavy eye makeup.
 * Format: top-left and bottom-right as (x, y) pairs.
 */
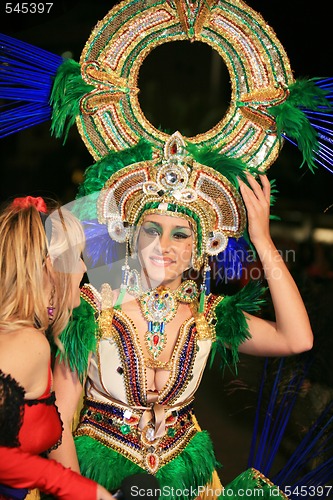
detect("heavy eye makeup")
(141, 222), (162, 237)
(141, 221), (192, 240)
(171, 228), (192, 240)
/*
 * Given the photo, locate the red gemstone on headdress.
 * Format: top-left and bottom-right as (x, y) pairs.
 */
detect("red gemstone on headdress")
(125, 416), (138, 424)
(148, 455), (156, 467)
(170, 143), (177, 155)
(212, 240), (219, 247)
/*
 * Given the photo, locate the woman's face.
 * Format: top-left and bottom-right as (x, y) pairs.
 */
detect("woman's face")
(137, 214), (193, 289)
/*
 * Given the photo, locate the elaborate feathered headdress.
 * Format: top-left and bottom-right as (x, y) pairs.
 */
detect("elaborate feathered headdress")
(0, 0), (332, 282)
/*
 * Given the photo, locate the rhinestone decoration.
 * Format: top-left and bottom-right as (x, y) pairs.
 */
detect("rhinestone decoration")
(145, 453), (160, 474)
(107, 219), (127, 243)
(140, 286), (177, 360)
(206, 231), (228, 255)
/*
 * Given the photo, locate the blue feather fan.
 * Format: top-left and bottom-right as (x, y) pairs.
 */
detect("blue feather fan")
(0, 33), (63, 137)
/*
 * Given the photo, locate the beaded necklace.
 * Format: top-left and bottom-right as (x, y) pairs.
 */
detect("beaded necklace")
(133, 280), (198, 361)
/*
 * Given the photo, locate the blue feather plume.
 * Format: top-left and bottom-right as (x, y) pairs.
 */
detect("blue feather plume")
(0, 33), (63, 137)
(273, 402), (333, 493)
(82, 219), (121, 270)
(212, 236), (249, 283)
(303, 78), (333, 174)
(248, 356), (333, 497)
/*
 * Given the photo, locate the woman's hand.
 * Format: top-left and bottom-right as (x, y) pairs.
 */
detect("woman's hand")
(239, 174), (271, 248)
(97, 484), (116, 499)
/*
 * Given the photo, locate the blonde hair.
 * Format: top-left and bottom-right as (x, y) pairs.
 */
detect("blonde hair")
(0, 200), (85, 338)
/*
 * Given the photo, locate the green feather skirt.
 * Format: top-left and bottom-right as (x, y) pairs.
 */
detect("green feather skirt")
(75, 430), (220, 500)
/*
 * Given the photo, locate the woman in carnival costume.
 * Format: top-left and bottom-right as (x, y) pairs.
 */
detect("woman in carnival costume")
(0, 0), (332, 498)
(0, 196), (115, 500)
(49, 131), (313, 499)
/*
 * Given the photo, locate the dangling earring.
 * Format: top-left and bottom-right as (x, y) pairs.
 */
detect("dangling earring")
(47, 286), (56, 321)
(199, 256), (211, 313)
(129, 225), (138, 261)
(129, 239), (137, 261)
(114, 239), (130, 310)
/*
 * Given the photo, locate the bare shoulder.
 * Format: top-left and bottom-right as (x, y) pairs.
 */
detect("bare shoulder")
(0, 327), (50, 397)
(1, 326), (50, 352)
(8, 328), (50, 356)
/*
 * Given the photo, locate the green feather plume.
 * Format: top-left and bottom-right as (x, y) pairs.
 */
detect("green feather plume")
(269, 102), (318, 172)
(57, 297), (98, 383)
(74, 140), (153, 220)
(49, 58), (94, 143)
(285, 78), (331, 110)
(186, 142), (259, 186)
(268, 78), (331, 172)
(210, 280), (266, 373)
(224, 468), (284, 498)
(75, 429), (219, 498)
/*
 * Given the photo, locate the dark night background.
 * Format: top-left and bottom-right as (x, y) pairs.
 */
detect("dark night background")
(1, 0), (333, 486)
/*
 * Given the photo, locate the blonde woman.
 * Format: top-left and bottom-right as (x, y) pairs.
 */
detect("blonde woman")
(0, 196), (114, 500)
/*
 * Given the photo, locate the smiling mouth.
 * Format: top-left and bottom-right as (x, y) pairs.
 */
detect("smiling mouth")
(149, 256), (175, 267)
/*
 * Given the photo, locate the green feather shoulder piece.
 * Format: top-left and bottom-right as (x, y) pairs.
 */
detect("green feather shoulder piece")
(209, 280), (266, 373)
(57, 285), (99, 383)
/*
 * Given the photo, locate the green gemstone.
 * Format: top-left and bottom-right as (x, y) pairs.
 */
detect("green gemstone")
(167, 428), (176, 437)
(120, 424), (131, 435)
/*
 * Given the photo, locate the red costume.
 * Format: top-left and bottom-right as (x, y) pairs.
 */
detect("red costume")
(0, 369), (97, 500)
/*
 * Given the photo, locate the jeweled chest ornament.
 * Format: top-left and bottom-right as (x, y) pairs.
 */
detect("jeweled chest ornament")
(137, 280), (198, 360)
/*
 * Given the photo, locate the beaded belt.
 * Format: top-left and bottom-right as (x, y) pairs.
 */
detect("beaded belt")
(75, 396), (197, 473)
